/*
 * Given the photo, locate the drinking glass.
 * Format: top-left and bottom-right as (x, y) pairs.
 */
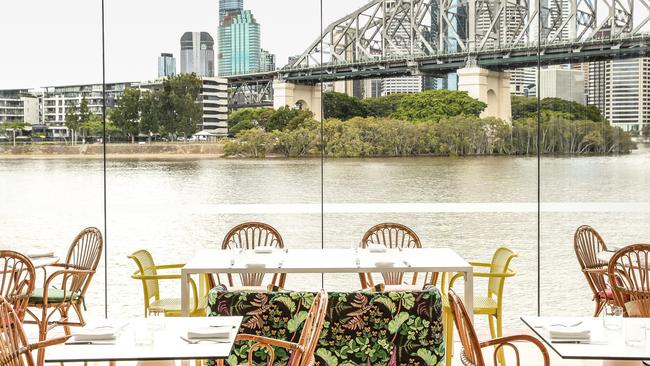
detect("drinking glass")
(148, 306), (166, 331)
(350, 241), (360, 266)
(625, 318), (646, 347)
(602, 304), (623, 330)
(134, 319), (153, 346)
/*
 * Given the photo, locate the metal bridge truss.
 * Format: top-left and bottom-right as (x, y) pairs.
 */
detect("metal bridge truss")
(226, 0), (650, 106)
(289, 0), (647, 68)
(229, 79), (274, 109)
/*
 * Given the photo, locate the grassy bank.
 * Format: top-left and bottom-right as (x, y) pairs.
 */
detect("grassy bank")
(0, 142), (226, 159)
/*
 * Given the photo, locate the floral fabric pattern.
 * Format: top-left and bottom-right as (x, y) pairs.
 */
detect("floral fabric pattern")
(207, 285), (444, 366)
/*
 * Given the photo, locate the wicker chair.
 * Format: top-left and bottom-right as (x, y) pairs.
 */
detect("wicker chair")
(233, 290), (328, 366)
(129, 249), (204, 317)
(574, 225), (612, 316)
(443, 247), (517, 366)
(0, 251), (35, 321)
(359, 223), (435, 289)
(607, 244), (650, 317)
(24, 227), (102, 365)
(447, 289), (549, 366)
(0, 295), (69, 366)
(210, 222), (286, 290)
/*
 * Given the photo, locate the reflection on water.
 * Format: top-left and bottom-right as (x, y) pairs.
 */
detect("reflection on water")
(0, 144), (648, 330)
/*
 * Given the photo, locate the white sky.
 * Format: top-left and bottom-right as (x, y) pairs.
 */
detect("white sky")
(0, 0), (368, 89)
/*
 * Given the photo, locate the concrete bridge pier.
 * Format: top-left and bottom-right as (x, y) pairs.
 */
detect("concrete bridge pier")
(273, 81), (322, 121)
(457, 67), (512, 123)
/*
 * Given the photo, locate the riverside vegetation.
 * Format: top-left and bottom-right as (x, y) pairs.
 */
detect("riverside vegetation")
(223, 90), (635, 158)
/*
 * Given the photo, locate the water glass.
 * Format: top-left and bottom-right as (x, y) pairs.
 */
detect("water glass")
(134, 319), (154, 346)
(625, 318), (646, 347)
(148, 306), (166, 331)
(350, 241), (360, 266)
(602, 305), (623, 330)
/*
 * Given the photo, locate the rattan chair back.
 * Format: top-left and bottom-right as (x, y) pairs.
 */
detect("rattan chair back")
(574, 225), (609, 299)
(360, 223), (422, 287)
(221, 222), (284, 287)
(608, 244), (650, 317)
(0, 251), (35, 321)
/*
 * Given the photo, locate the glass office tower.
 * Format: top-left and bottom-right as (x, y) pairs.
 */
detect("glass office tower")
(218, 10), (260, 76)
(157, 53), (176, 78)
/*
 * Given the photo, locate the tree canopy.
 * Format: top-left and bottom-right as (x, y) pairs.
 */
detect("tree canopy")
(392, 90), (487, 122)
(512, 96), (604, 122)
(323, 92), (367, 120)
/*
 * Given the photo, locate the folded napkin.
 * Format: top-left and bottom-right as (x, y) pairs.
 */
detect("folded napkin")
(375, 261), (395, 267)
(245, 262), (266, 269)
(546, 325), (591, 341)
(368, 244), (387, 253)
(74, 327), (117, 341)
(187, 326), (231, 339)
(27, 251), (55, 258)
(254, 247), (273, 254)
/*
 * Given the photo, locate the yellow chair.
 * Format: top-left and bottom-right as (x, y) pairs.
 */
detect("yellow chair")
(129, 249), (205, 317)
(443, 247), (517, 366)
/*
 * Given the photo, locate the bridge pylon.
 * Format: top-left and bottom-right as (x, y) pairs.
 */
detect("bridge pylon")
(272, 81), (323, 121)
(457, 67), (512, 123)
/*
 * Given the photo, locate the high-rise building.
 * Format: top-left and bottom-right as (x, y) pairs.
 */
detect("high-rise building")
(219, 0), (243, 26)
(539, 68), (585, 103)
(218, 10), (261, 76)
(510, 68), (537, 97)
(180, 32), (215, 77)
(587, 58), (650, 134)
(0, 90), (39, 125)
(158, 53), (176, 78)
(259, 49), (276, 72)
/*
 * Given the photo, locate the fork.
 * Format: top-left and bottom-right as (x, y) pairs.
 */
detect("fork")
(180, 336), (231, 344)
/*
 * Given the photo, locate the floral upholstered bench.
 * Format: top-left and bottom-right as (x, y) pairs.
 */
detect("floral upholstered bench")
(207, 285), (444, 366)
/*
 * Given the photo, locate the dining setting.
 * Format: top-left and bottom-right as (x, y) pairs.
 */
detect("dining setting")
(3, 222), (650, 366)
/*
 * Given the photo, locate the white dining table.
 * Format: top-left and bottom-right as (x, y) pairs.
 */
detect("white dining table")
(44, 316), (242, 364)
(522, 316), (650, 362)
(181, 247), (474, 318)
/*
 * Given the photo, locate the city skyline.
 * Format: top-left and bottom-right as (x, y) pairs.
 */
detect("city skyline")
(0, 0), (368, 89)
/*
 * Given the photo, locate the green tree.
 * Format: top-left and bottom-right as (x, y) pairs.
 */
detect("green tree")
(323, 92), (367, 120)
(361, 94), (405, 117)
(159, 73), (203, 139)
(64, 104), (80, 145)
(78, 96), (92, 124)
(393, 90), (487, 122)
(80, 115), (121, 137)
(110, 88), (142, 143)
(267, 106), (300, 131)
(139, 91), (161, 137)
(228, 108), (274, 130)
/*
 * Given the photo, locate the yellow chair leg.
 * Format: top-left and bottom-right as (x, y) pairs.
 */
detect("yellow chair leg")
(444, 310), (454, 366)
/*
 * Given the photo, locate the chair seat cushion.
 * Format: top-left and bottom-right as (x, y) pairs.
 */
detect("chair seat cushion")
(595, 288), (614, 300)
(29, 288), (80, 304)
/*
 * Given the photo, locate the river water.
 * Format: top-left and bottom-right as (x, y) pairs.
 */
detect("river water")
(1, 145), (649, 330)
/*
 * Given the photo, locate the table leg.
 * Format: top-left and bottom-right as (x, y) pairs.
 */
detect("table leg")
(464, 270), (474, 323)
(181, 271), (190, 317)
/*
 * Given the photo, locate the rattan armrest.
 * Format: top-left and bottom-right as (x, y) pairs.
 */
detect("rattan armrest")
(479, 334), (550, 366)
(235, 334), (303, 366)
(27, 335), (71, 351)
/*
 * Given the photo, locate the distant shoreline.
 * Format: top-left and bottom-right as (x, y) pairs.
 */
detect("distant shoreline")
(0, 143), (226, 160)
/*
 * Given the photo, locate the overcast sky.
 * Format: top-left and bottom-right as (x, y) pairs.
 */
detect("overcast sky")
(0, 0), (368, 89)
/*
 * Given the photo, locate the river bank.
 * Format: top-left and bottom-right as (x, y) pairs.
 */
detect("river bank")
(0, 143), (226, 159)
